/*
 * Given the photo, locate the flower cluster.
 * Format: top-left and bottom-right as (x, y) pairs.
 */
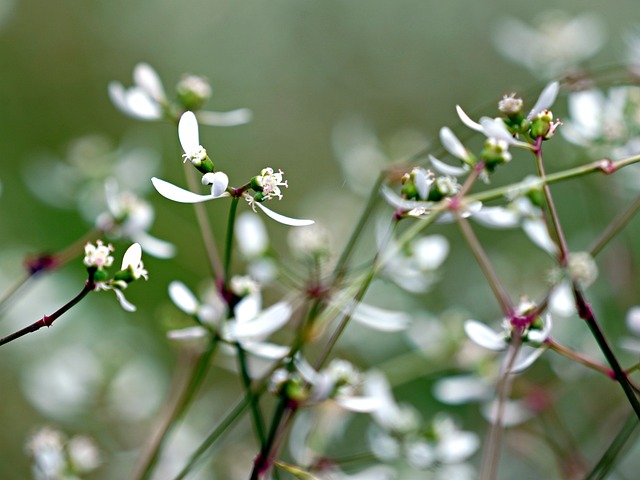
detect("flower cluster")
(83, 241), (148, 312)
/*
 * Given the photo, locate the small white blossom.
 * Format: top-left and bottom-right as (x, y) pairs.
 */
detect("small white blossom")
(120, 242), (148, 281)
(255, 167), (288, 200)
(179, 111), (209, 166)
(83, 240), (114, 269)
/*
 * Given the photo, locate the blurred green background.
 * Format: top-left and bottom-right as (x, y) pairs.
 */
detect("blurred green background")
(1, 0), (640, 478)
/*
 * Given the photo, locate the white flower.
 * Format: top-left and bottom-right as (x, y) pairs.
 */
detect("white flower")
(492, 12), (605, 78)
(464, 304), (552, 372)
(179, 111), (209, 166)
(109, 63), (252, 126)
(255, 167), (288, 200)
(455, 106), (530, 149)
(439, 127), (474, 165)
(120, 242), (148, 281)
(97, 178), (175, 258)
(201, 171), (230, 197)
(83, 240), (114, 269)
(151, 176), (314, 227)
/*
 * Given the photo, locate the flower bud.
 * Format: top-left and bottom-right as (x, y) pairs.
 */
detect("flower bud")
(176, 74), (212, 111)
(481, 138), (512, 172)
(529, 110), (561, 139)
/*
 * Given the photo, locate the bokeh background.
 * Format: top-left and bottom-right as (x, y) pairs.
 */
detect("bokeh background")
(2, 0), (640, 478)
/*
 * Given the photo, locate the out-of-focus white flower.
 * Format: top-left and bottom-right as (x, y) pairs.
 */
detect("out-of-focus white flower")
(621, 306), (640, 353)
(26, 426), (102, 479)
(464, 299), (552, 373)
(109, 63), (252, 126)
(492, 11), (605, 78)
(96, 179), (175, 258)
(365, 371), (479, 472)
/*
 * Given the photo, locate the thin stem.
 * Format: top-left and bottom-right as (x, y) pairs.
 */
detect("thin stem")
(0, 270), (95, 347)
(547, 338), (614, 377)
(478, 331), (523, 480)
(533, 137), (570, 266)
(585, 412), (639, 480)
(250, 397), (290, 480)
(134, 336), (219, 480)
(333, 173), (385, 282)
(573, 283), (640, 421)
(224, 197), (240, 288)
(184, 165), (224, 281)
(589, 195), (640, 257)
(455, 214), (513, 316)
(236, 342), (267, 447)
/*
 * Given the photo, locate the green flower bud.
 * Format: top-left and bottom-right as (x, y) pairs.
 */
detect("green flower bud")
(176, 75), (212, 111)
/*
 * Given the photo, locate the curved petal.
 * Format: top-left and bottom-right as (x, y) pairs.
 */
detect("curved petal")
(229, 301), (293, 340)
(511, 345), (548, 373)
(456, 105), (483, 132)
(166, 326), (208, 341)
(428, 154), (468, 177)
(335, 395), (381, 413)
(133, 63), (166, 102)
(439, 127), (468, 161)
(254, 202), (314, 227)
(350, 302), (411, 332)
(114, 288), (136, 312)
(202, 171), (229, 197)
(168, 281), (199, 315)
(124, 88), (162, 120)
(464, 320), (506, 351)
(178, 111), (200, 154)
(132, 230), (175, 259)
(527, 81), (560, 121)
(472, 206), (521, 229)
(121, 243), (142, 270)
(196, 108), (253, 126)
(241, 341), (290, 359)
(522, 218), (558, 255)
(151, 177), (216, 204)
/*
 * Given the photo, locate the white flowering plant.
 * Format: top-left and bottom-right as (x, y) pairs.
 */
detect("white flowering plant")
(6, 13), (640, 480)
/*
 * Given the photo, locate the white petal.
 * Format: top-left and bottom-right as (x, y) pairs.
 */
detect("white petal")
(133, 63), (166, 102)
(436, 431), (480, 463)
(335, 395), (381, 412)
(167, 326), (208, 340)
(549, 281), (576, 317)
(254, 202), (314, 227)
(241, 341), (290, 359)
(428, 154), (468, 177)
(294, 354), (320, 385)
(413, 168), (431, 200)
(380, 185), (433, 211)
(440, 127), (468, 161)
(233, 293), (262, 324)
(196, 108), (253, 126)
(482, 399), (534, 426)
(121, 243), (142, 270)
(522, 218), (558, 255)
(464, 320), (506, 351)
(511, 346), (547, 373)
(168, 281), (199, 315)
(479, 117), (530, 149)
(472, 206), (521, 228)
(456, 105), (483, 132)
(151, 177), (216, 203)
(108, 82), (131, 115)
(229, 301), (292, 340)
(527, 81), (560, 121)
(350, 302), (411, 332)
(236, 212), (268, 257)
(627, 306), (640, 336)
(432, 375), (492, 404)
(124, 88), (162, 120)
(201, 171), (230, 197)
(412, 235), (449, 270)
(527, 313), (552, 343)
(114, 288), (136, 312)
(178, 111), (200, 154)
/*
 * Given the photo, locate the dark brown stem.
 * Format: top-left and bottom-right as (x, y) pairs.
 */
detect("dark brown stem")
(0, 270), (95, 347)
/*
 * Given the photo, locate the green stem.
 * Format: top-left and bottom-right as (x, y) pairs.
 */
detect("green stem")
(134, 337), (219, 480)
(589, 194), (640, 257)
(236, 342), (267, 446)
(585, 412), (639, 480)
(224, 197), (240, 288)
(333, 173), (385, 281)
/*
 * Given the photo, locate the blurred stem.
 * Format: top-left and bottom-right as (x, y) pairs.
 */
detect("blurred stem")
(467, 155), (640, 205)
(333, 172), (385, 282)
(572, 283), (640, 421)
(533, 137), (569, 266)
(546, 339), (613, 377)
(455, 214), (513, 316)
(250, 396), (291, 480)
(236, 342), (267, 447)
(134, 336), (219, 480)
(585, 412), (639, 480)
(184, 165), (224, 281)
(224, 197), (240, 288)
(589, 195), (640, 257)
(478, 331), (523, 480)
(0, 269), (95, 347)
(174, 384), (268, 479)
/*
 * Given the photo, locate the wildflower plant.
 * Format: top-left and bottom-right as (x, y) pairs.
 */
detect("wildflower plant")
(6, 24), (640, 480)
